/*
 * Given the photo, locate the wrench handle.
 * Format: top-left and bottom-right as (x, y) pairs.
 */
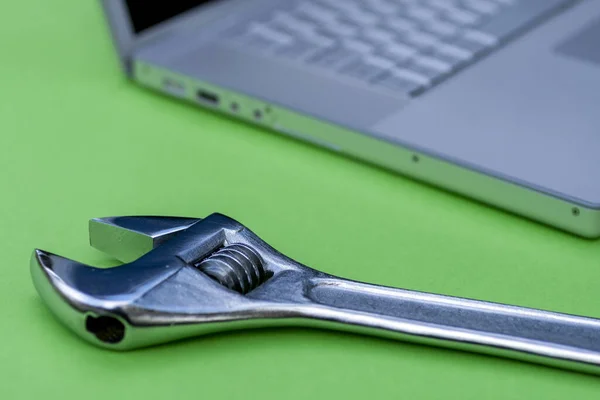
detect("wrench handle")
(304, 278), (600, 375)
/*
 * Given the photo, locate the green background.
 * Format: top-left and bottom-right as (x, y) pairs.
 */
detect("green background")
(2, 1), (600, 398)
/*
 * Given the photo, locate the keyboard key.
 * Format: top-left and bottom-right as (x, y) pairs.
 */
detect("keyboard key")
(445, 7), (480, 25)
(313, 28), (338, 41)
(406, 6), (439, 22)
(276, 40), (318, 60)
(408, 65), (447, 83)
(303, 31), (336, 47)
(397, 0), (422, 5)
(375, 72), (426, 96)
(379, 42), (418, 63)
(308, 46), (361, 69)
(363, 29), (397, 46)
(435, 43), (473, 60)
(391, 68), (432, 86)
(431, 44), (472, 66)
(452, 38), (488, 55)
(429, 52), (465, 69)
(342, 39), (375, 54)
(453, 30), (495, 55)
(364, 55), (397, 70)
(272, 12), (315, 36)
(325, 22), (359, 37)
(318, 0), (362, 15)
(237, 33), (279, 51)
(340, 59), (389, 82)
(462, 0), (500, 15)
(410, 56), (453, 82)
(413, 56), (453, 74)
(491, 0), (517, 5)
(248, 23), (294, 46)
(345, 9), (381, 25)
(296, 3), (339, 23)
(399, 31), (440, 51)
(381, 18), (418, 35)
(363, 0), (400, 14)
(421, 19), (460, 38)
(426, 0), (458, 12)
(463, 29), (499, 46)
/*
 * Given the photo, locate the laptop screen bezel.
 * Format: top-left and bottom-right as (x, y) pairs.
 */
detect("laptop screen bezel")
(125, 1), (217, 34)
(100, 0), (249, 75)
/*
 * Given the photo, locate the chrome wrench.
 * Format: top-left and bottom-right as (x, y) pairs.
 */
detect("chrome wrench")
(31, 214), (600, 375)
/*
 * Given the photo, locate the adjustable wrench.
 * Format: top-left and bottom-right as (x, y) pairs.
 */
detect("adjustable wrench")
(31, 214), (600, 375)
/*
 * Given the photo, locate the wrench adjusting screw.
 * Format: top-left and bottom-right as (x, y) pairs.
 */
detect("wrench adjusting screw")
(195, 243), (267, 294)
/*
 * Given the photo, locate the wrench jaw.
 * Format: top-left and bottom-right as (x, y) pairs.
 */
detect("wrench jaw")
(30, 249), (132, 348)
(89, 216), (201, 263)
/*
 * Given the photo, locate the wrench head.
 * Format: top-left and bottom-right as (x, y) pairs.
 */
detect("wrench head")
(31, 214), (307, 350)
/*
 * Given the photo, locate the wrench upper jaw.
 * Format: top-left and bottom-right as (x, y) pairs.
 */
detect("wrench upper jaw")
(89, 216), (201, 263)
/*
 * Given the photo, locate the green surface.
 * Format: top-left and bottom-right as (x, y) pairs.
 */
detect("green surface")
(1, 1), (600, 398)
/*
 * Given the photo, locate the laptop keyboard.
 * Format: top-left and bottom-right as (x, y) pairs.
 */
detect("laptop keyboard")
(226, 0), (574, 97)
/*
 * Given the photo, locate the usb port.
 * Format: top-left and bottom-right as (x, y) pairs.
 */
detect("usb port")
(196, 90), (220, 106)
(162, 78), (186, 97)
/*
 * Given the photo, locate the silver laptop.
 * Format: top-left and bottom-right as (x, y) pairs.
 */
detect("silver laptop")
(102, 0), (600, 237)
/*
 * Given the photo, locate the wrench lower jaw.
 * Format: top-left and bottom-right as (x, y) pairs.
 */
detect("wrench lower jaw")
(30, 249), (118, 349)
(30, 249), (146, 350)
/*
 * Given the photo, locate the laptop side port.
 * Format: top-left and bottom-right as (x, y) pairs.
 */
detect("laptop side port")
(162, 78), (186, 97)
(196, 89), (220, 106)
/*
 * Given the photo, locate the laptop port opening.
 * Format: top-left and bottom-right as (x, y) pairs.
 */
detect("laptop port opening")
(196, 89), (220, 106)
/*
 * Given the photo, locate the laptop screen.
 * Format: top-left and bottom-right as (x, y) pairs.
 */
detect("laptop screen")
(125, 1), (218, 34)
